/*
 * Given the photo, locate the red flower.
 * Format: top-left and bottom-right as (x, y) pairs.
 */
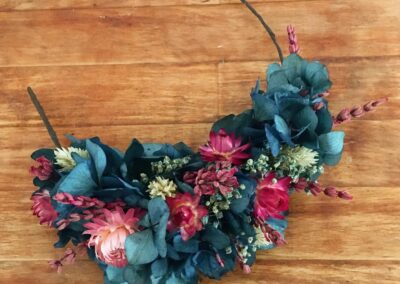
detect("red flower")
(30, 156), (53, 181)
(254, 173), (291, 221)
(31, 190), (58, 226)
(199, 129), (251, 165)
(184, 162), (239, 196)
(166, 193), (208, 241)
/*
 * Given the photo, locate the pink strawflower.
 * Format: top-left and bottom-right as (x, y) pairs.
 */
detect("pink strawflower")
(199, 129), (251, 165)
(83, 207), (141, 268)
(31, 190), (58, 226)
(184, 162), (239, 196)
(254, 173), (291, 221)
(30, 156), (53, 181)
(166, 193), (208, 241)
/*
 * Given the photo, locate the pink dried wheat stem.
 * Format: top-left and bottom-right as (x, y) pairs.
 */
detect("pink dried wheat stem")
(333, 97), (388, 126)
(287, 24), (300, 54)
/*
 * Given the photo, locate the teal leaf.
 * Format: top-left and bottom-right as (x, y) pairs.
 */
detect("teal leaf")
(265, 124), (280, 156)
(230, 197), (249, 214)
(202, 226), (230, 250)
(319, 131), (345, 155)
(304, 61), (332, 95)
(267, 63), (289, 91)
(293, 106), (318, 132)
(315, 107), (333, 134)
(151, 258), (168, 279)
(148, 198), (169, 258)
(86, 139), (106, 182)
(173, 235), (199, 253)
(125, 229), (158, 265)
(123, 266), (151, 284)
(274, 115), (290, 136)
(31, 148), (55, 161)
(323, 152), (343, 166)
(106, 266), (125, 283)
(252, 92), (278, 121)
(57, 162), (96, 196)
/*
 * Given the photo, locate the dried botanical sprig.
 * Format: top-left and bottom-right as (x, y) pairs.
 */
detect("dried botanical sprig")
(333, 98), (388, 126)
(287, 24), (300, 54)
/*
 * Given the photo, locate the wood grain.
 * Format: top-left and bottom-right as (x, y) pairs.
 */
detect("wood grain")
(0, 63), (219, 127)
(0, 0), (399, 283)
(0, 0), (399, 67)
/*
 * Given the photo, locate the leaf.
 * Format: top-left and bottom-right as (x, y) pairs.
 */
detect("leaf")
(193, 250), (225, 279)
(31, 148), (55, 161)
(151, 258), (168, 279)
(202, 226), (230, 250)
(125, 229), (158, 265)
(315, 107), (333, 134)
(319, 131), (345, 155)
(106, 266), (125, 283)
(267, 63), (289, 91)
(86, 139), (107, 182)
(304, 61), (332, 95)
(148, 198), (169, 224)
(265, 124), (280, 157)
(124, 139), (144, 163)
(322, 152), (343, 166)
(292, 106), (318, 132)
(252, 93), (278, 122)
(230, 197), (249, 214)
(274, 115), (290, 136)
(123, 266), (151, 284)
(173, 235), (199, 253)
(148, 198), (169, 258)
(57, 161), (96, 196)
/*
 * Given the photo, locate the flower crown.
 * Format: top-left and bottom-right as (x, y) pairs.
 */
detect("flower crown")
(29, 1), (386, 283)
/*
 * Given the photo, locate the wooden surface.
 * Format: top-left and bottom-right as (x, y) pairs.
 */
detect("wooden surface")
(0, 0), (399, 283)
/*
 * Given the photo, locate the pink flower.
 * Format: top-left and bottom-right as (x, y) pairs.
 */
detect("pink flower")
(83, 207), (141, 268)
(166, 193), (208, 241)
(254, 173), (291, 221)
(53, 192), (105, 208)
(31, 190), (58, 226)
(184, 162), (239, 196)
(199, 129), (251, 165)
(30, 156), (53, 181)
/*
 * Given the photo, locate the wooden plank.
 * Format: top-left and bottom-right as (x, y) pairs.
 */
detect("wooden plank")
(0, 0), (322, 11)
(0, 0), (399, 66)
(0, 260), (103, 284)
(0, 0), (218, 11)
(0, 56), (397, 128)
(218, 57), (400, 120)
(0, 63), (218, 127)
(1, 184), (399, 261)
(0, 260), (399, 284)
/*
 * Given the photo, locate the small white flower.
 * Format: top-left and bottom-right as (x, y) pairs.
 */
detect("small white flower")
(286, 146), (318, 168)
(54, 147), (89, 172)
(254, 226), (273, 249)
(147, 177), (177, 199)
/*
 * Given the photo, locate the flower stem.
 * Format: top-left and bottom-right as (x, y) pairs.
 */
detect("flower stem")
(240, 0), (284, 64)
(27, 87), (61, 148)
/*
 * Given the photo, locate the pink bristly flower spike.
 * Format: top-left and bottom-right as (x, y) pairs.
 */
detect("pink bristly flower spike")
(30, 156), (53, 181)
(333, 97), (388, 126)
(287, 24), (300, 54)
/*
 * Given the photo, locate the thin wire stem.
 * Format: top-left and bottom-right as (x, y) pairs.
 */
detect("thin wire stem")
(27, 87), (62, 148)
(240, 0), (284, 64)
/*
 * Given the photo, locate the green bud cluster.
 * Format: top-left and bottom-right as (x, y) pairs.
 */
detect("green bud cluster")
(151, 156), (191, 175)
(243, 154), (271, 176)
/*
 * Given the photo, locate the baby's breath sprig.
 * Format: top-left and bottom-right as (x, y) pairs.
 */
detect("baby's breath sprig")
(151, 156), (191, 175)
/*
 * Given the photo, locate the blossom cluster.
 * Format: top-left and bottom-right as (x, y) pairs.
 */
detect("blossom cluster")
(29, 25), (385, 284)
